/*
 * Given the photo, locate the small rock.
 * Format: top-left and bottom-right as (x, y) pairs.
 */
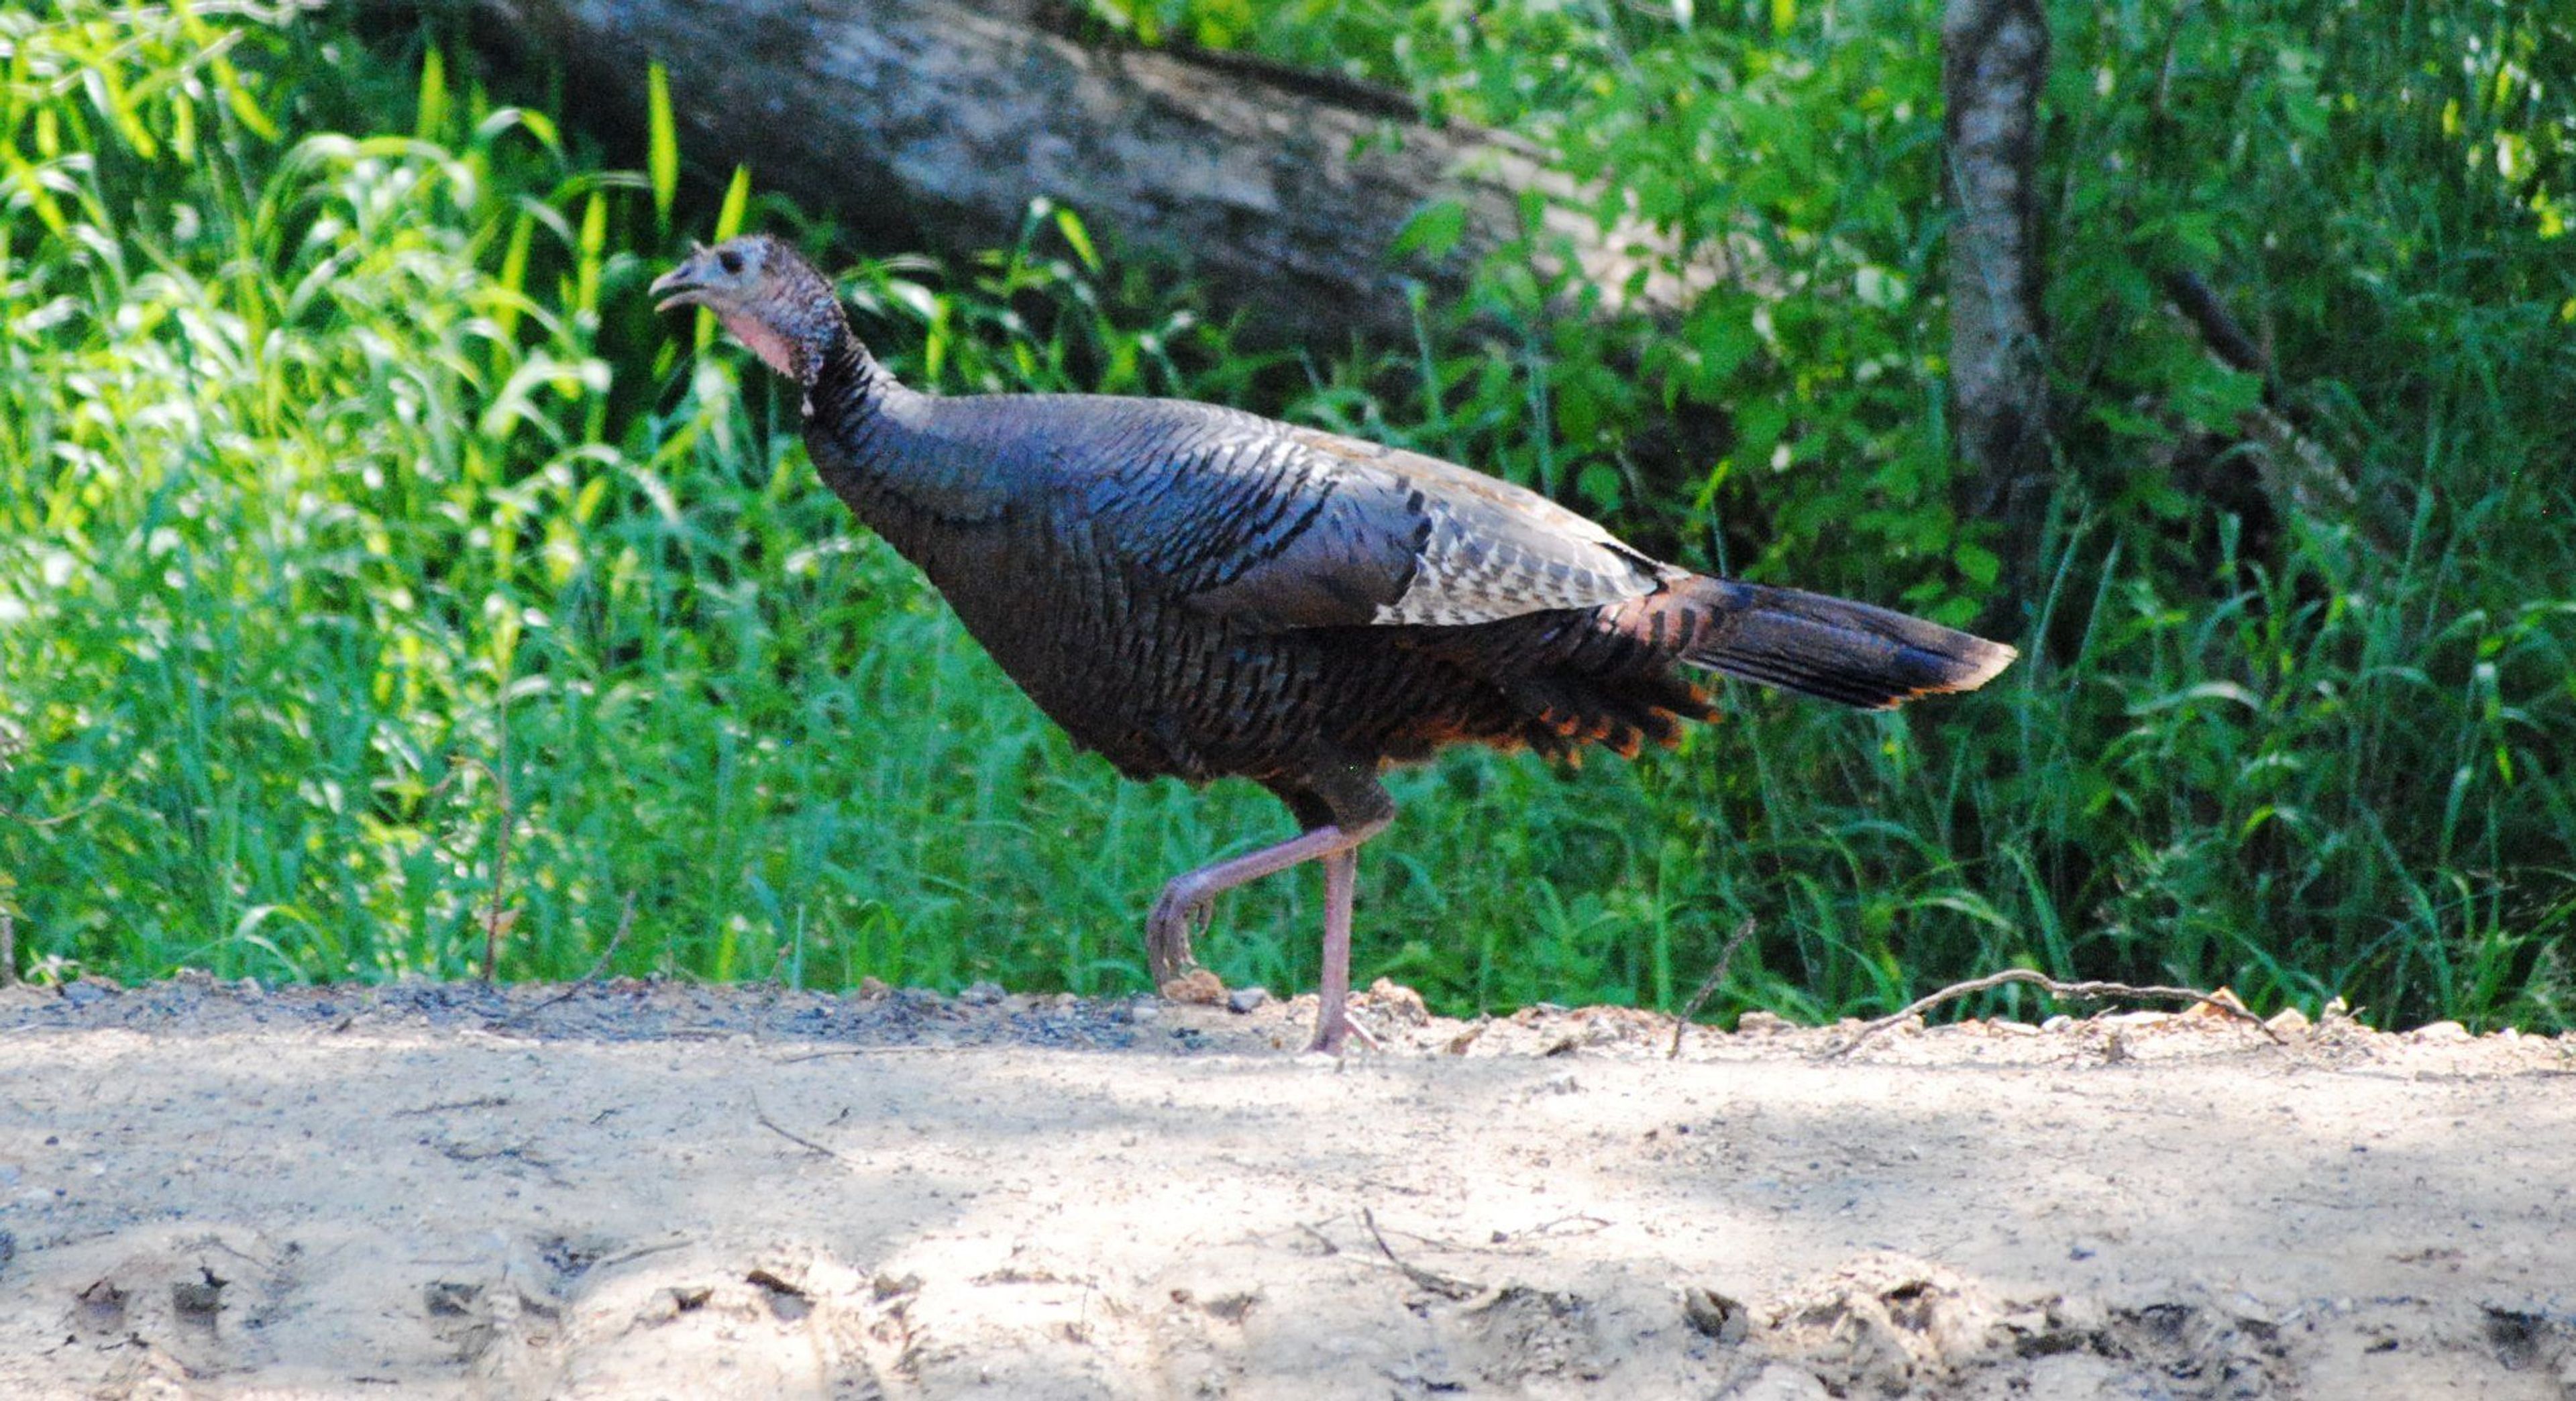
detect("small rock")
(957, 981), (1006, 1006)
(171, 1268), (226, 1320)
(1362, 978), (1429, 1025)
(423, 1281), (484, 1316)
(1991, 1019), (2040, 1037)
(1226, 986), (1272, 1015)
(2047, 1294), (2108, 1334)
(871, 1272), (921, 1300)
(237, 977), (264, 998)
(2226, 1292), (2282, 1329)
(1721, 1363), (1831, 1400)
(2410, 1020), (2472, 1043)
(854, 977), (890, 1000)
(639, 1284), (712, 1322)
(1540, 1071), (1580, 1096)
(2178, 986), (2249, 1021)
(1682, 1286), (1751, 1343)
(2041, 1015), (2074, 1031)
(2265, 1005), (2310, 1035)
(1735, 1010), (1790, 1035)
(61, 981), (109, 1008)
(75, 1280), (127, 1333)
(745, 1268), (812, 1322)
(1200, 1290), (1260, 1322)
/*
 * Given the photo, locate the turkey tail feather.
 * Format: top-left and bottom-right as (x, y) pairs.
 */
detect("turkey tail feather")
(1676, 580), (2017, 710)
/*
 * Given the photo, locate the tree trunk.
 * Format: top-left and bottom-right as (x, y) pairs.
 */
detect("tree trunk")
(1941, 0), (2051, 606)
(449, 0), (1695, 346)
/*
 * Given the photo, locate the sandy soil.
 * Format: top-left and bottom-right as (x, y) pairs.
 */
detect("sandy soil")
(2, 974), (2572, 1399)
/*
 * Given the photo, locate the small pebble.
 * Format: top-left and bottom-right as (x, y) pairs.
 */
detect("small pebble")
(1226, 986), (1272, 1015)
(170, 1269), (225, 1318)
(62, 982), (109, 1009)
(957, 981), (1005, 1006)
(1682, 1286), (1750, 1343)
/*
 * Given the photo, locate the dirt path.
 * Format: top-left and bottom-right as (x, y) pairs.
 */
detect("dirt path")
(2, 976), (2571, 1398)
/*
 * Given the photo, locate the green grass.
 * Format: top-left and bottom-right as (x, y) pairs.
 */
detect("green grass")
(3, 0), (2573, 1032)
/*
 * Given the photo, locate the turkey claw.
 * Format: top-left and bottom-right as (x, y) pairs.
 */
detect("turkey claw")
(1145, 886), (1213, 986)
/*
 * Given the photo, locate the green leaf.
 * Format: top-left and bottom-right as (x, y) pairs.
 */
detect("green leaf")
(1054, 207), (1102, 273)
(415, 46), (447, 141)
(712, 164), (753, 242)
(1578, 462), (1623, 512)
(647, 62), (678, 231)
(1954, 541), (2000, 589)
(1391, 200), (1468, 261)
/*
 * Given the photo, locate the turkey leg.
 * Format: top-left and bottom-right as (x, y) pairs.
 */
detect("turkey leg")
(1312, 845), (1362, 1054)
(1145, 815), (1391, 1047)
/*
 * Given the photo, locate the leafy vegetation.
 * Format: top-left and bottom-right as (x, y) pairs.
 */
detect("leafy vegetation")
(3, 0), (2572, 1031)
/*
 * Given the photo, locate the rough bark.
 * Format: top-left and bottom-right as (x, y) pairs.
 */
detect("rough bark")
(1941, 0), (2052, 599)
(2158, 268), (2358, 520)
(447, 0), (1696, 346)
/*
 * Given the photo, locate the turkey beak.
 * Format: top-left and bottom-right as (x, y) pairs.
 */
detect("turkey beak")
(650, 258), (713, 314)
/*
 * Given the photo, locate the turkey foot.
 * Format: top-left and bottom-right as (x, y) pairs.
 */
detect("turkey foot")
(1146, 890), (1216, 990)
(1143, 818), (1389, 1049)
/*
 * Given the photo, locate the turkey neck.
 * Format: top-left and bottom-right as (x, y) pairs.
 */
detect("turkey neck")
(803, 334), (907, 517)
(800, 334), (1010, 573)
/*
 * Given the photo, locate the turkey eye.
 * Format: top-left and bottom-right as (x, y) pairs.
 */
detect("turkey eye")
(717, 248), (743, 276)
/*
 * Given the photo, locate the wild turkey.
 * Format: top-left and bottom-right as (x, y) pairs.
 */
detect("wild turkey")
(651, 234), (2016, 1052)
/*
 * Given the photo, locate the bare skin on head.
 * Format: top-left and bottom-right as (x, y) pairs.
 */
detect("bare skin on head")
(653, 235), (2016, 1054)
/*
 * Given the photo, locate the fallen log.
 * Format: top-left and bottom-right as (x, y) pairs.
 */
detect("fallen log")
(451, 0), (1697, 344)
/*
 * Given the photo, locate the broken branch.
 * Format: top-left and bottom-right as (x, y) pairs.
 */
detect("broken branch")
(1821, 970), (2282, 1058)
(1668, 916), (1758, 1059)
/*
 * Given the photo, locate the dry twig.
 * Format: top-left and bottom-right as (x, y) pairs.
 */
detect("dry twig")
(1668, 917), (1758, 1059)
(771, 1045), (954, 1063)
(502, 892), (638, 1024)
(752, 1096), (845, 1160)
(1361, 1208), (1481, 1300)
(1821, 970), (2282, 1058)
(446, 756), (516, 983)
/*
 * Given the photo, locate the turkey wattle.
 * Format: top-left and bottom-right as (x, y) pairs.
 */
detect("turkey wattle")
(651, 234), (2017, 1053)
